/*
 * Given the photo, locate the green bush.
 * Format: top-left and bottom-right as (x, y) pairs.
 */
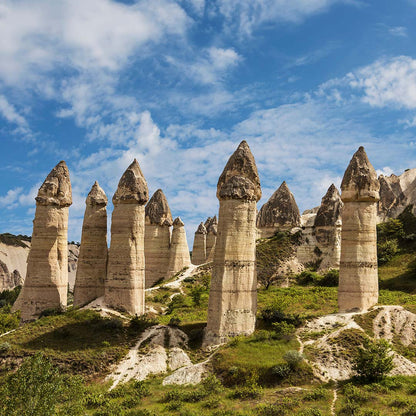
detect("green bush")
(229, 383), (263, 400)
(272, 321), (295, 340)
(283, 350), (304, 369)
(377, 239), (400, 265)
(0, 353), (85, 416)
(129, 314), (157, 332)
(353, 339), (394, 381)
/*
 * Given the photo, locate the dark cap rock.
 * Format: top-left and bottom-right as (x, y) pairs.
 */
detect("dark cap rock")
(36, 160), (72, 207)
(86, 181), (107, 206)
(196, 222), (207, 235)
(341, 147), (380, 202)
(145, 189), (173, 226)
(113, 159), (149, 205)
(217, 141), (261, 201)
(256, 181), (300, 228)
(173, 217), (185, 227)
(314, 184), (343, 227)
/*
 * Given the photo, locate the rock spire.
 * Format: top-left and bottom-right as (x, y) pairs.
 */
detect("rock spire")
(105, 159), (149, 315)
(144, 189), (173, 288)
(338, 147), (380, 312)
(167, 217), (191, 278)
(12, 161), (72, 320)
(256, 181), (300, 238)
(204, 140), (261, 347)
(192, 223), (207, 265)
(206, 216), (218, 262)
(73, 182), (108, 307)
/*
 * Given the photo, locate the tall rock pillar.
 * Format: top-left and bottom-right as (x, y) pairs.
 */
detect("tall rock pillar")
(167, 217), (191, 277)
(73, 181), (108, 307)
(12, 161), (72, 320)
(204, 140), (261, 347)
(105, 159), (149, 315)
(338, 147), (380, 312)
(192, 223), (207, 265)
(206, 216), (218, 262)
(144, 189), (172, 288)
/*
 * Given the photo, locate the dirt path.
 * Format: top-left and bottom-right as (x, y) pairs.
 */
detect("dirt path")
(330, 385), (338, 416)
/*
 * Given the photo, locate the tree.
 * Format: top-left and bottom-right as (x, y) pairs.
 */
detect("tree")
(0, 353), (85, 416)
(353, 338), (394, 382)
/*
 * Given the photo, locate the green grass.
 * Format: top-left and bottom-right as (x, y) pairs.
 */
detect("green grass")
(0, 309), (141, 379)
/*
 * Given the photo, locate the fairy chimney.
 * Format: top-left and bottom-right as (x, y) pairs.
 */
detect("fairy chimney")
(314, 184), (343, 271)
(73, 182), (108, 307)
(105, 159), (149, 315)
(204, 140), (261, 347)
(167, 217), (191, 278)
(144, 189), (173, 288)
(338, 147), (380, 312)
(256, 181), (300, 238)
(12, 161), (72, 320)
(192, 223), (207, 265)
(206, 216), (218, 262)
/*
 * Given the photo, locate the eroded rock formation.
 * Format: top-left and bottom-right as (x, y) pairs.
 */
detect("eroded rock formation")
(257, 181), (300, 238)
(205, 216), (217, 262)
(204, 140), (261, 347)
(73, 182), (108, 307)
(144, 189), (173, 288)
(314, 184), (344, 270)
(192, 223), (207, 265)
(338, 147), (380, 312)
(105, 159), (149, 315)
(12, 161), (72, 320)
(167, 217), (191, 278)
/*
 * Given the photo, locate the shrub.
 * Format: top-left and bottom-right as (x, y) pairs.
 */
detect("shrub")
(377, 239), (399, 265)
(353, 338), (394, 381)
(298, 409), (322, 416)
(256, 404), (287, 416)
(283, 350), (304, 369)
(166, 294), (187, 314)
(0, 341), (11, 352)
(129, 315), (157, 332)
(303, 387), (328, 401)
(190, 285), (205, 306)
(272, 321), (295, 340)
(260, 307), (305, 327)
(320, 269), (339, 286)
(229, 384), (263, 400)
(271, 363), (292, 379)
(168, 317), (181, 327)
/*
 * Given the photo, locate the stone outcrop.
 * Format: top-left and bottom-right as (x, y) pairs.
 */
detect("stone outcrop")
(204, 140), (261, 347)
(0, 260), (23, 291)
(257, 181), (300, 238)
(73, 182), (108, 307)
(192, 223), (207, 265)
(144, 189), (173, 288)
(167, 217), (191, 278)
(314, 184), (343, 270)
(338, 147), (380, 312)
(105, 159), (149, 315)
(377, 168), (416, 221)
(205, 216), (217, 262)
(12, 161), (72, 320)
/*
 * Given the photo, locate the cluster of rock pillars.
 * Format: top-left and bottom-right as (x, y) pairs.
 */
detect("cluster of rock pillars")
(12, 141), (380, 347)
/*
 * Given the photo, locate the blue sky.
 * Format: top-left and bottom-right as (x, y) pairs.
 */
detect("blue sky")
(1, 0), (416, 245)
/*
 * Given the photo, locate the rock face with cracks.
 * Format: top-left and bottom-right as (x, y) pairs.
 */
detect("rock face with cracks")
(105, 159), (149, 315)
(206, 216), (217, 262)
(338, 147), (380, 312)
(12, 161), (72, 321)
(144, 189), (173, 288)
(257, 181), (300, 238)
(167, 217), (191, 278)
(192, 223), (207, 265)
(314, 184), (344, 271)
(204, 140), (261, 347)
(73, 182), (108, 307)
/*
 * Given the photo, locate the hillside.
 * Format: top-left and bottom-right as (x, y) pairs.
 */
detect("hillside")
(1, 214), (416, 415)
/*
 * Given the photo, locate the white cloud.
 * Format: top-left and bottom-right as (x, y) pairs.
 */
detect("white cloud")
(0, 95), (27, 127)
(214, 0), (350, 35)
(388, 26), (407, 37)
(0, 187), (23, 209)
(348, 56), (416, 109)
(0, 0), (190, 86)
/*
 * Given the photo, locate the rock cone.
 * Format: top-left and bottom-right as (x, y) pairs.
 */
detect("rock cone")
(338, 147), (380, 312)
(204, 140), (261, 347)
(73, 182), (108, 307)
(192, 223), (207, 265)
(105, 159), (149, 315)
(206, 216), (217, 262)
(314, 184), (344, 270)
(144, 189), (173, 288)
(257, 181), (300, 238)
(167, 217), (191, 278)
(12, 161), (72, 320)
